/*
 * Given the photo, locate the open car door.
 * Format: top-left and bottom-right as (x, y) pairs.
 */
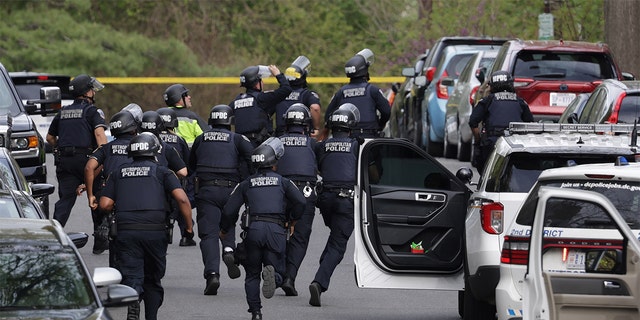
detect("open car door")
(354, 138), (470, 290)
(524, 188), (640, 320)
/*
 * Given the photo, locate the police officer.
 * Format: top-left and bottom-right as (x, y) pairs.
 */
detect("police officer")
(84, 110), (138, 257)
(157, 107), (195, 247)
(274, 56), (323, 139)
(189, 104), (254, 295)
(229, 64), (292, 147)
(308, 103), (360, 307)
(99, 132), (194, 320)
(140, 110), (188, 178)
(323, 49), (390, 139)
(275, 103), (319, 296)
(46, 74), (108, 227)
(220, 137), (306, 320)
(469, 71), (533, 172)
(164, 84), (209, 146)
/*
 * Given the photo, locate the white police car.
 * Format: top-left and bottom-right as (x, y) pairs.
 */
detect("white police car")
(497, 159), (640, 319)
(522, 187), (640, 320)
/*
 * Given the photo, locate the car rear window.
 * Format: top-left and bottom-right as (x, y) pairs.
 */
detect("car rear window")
(617, 94), (640, 123)
(11, 76), (73, 100)
(443, 54), (474, 80)
(513, 51), (616, 81)
(517, 179), (640, 228)
(484, 153), (632, 193)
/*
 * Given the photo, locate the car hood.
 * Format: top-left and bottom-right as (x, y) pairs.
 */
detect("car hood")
(0, 307), (110, 320)
(5, 112), (36, 133)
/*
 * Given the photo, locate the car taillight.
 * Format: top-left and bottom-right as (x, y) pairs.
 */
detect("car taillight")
(606, 92), (626, 124)
(480, 202), (503, 234)
(501, 235), (529, 265)
(426, 67), (436, 82)
(513, 77), (532, 88)
(470, 85), (480, 105)
(437, 71), (449, 99)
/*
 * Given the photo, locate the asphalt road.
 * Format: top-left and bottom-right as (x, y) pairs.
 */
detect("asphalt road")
(55, 154), (473, 320)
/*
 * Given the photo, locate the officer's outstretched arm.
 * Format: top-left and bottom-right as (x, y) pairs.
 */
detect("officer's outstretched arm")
(171, 188), (193, 233)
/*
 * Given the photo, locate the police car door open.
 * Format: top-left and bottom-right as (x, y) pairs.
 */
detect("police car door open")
(354, 138), (469, 290)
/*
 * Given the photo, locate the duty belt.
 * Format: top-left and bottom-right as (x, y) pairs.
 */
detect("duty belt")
(325, 187), (355, 199)
(355, 128), (379, 135)
(199, 179), (236, 188)
(249, 215), (287, 228)
(118, 223), (166, 231)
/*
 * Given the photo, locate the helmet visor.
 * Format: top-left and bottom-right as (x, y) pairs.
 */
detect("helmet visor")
(356, 48), (374, 66)
(261, 137), (285, 160)
(90, 77), (105, 92)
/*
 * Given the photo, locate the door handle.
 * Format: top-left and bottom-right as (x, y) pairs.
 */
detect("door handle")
(604, 280), (620, 290)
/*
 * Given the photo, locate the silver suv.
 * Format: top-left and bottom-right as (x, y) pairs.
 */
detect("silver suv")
(463, 122), (640, 320)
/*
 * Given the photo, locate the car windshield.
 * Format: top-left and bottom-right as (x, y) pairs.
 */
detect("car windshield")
(0, 245), (95, 309)
(485, 153), (632, 193)
(617, 94), (640, 123)
(0, 76), (23, 116)
(517, 179), (640, 228)
(0, 194), (21, 218)
(513, 51), (615, 81)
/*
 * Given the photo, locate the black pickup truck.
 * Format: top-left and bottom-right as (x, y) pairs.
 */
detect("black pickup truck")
(0, 62), (62, 216)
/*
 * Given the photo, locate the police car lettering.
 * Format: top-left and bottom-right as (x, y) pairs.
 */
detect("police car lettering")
(121, 166), (151, 177)
(286, 91), (301, 100)
(325, 141), (351, 152)
(61, 109), (84, 119)
(234, 97), (254, 109)
(141, 122), (157, 130)
(250, 176), (279, 187)
(130, 142), (150, 152)
(281, 136), (307, 146)
(110, 144), (128, 155)
(210, 111), (228, 120)
(203, 131), (230, 141)
(342, 87), (366, 98)
(110, 120), (123, 129)
(493, 92), (517, 101)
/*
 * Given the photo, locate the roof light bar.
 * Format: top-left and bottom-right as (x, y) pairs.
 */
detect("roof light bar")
(508, 122), (638, 134)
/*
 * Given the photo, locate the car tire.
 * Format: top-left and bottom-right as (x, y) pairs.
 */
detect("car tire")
(443, 128), (456, 159)
(463, 279), (496, 320)
(457, 126), (471, 162)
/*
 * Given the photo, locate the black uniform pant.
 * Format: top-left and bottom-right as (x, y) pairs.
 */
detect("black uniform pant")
(196, 184), (236, 278)
(116, 230), (168, 320)
(244, 221), (287, 313)
(285, 184), (317, 281)
(53, 154), (88, 226)
(313, 191), (354, 291)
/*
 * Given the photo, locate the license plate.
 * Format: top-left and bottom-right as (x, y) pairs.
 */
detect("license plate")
(566, 250), (585, 270)
(550, 92), (576, 107)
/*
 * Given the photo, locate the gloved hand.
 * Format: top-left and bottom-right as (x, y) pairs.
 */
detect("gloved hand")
(471, 145), (482, 168)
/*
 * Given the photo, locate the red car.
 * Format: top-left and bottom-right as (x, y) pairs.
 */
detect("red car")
(483, 39), (634, 122)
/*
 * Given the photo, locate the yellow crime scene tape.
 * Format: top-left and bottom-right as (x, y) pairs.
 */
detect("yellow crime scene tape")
(95, 76), (406, 85)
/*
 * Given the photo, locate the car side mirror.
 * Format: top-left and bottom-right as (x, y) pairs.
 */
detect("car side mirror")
(585, 249), (623, 273)
(103, 284), (140, 307)
(67, 231), (89, 249)
(455, 167), (473, 184)
(414, 76), (427, 87)
(622, 72), (636, 81)
(476, 67), (487, 84)
(402, 67), (415, 77)
(30, 183), (55, 197)
(26, 86), (62, 116)
(568, 113), (578, 124)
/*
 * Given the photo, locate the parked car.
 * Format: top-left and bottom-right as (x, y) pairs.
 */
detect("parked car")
(0, 63), (53, 193)
(444, 49), (498, 160)
(388, 52), (428, 139)
(0, 218), (138, 319)
(481, 39), (634, 122)
(558, 92), (590, 123)
(418, 45), (482, 156)
(499, 161), (640, 320)
(403, 37), (508, 148)
(567, 79), (640, 124)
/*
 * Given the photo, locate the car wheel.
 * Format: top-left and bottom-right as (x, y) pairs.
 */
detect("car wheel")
(457, 126), (471, 162)
(443, 127), (456, 159)
(463, 279), (496, 320)
(425, 119), (443, 157)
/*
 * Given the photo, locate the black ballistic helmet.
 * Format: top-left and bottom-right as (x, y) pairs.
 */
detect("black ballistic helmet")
(284, 103), (311, 127)
(285, 55), (311, 87)
(240, 66), (261, 88)
(157, 107), (178, 129)
(345, 48), (374, 78)
(208, 104), (234, 127)
(251, 137), (284, 168)
(122, 103), (143, 125)
(128, 132), (161, 158)
(69, 74), (104, 97)
(109, 111), (138, 137)
(141, 110), (165, 136)
(164, 84), (189, 106)
(329, 103), (360, 130)
(488, 70), (515, 93)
